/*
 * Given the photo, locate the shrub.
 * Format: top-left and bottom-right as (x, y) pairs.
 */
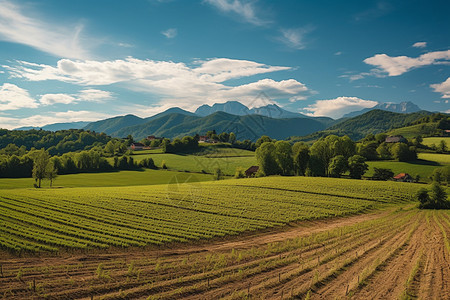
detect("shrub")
(234, 167), (245, 179)
(418, 183), (449, 209)
(372, 168), (394, 181)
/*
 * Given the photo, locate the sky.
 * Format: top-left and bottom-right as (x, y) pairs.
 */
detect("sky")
(0, 0), (449, 129)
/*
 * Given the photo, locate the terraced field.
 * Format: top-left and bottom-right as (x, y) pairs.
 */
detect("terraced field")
(1, 209), (448, 299)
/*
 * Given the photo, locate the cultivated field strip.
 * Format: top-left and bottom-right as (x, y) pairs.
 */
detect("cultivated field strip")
(0, 177), (421, 253)
(0, 209), (448, 299)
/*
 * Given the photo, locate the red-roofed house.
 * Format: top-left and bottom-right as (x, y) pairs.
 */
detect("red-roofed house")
(393, 173), (413, 182)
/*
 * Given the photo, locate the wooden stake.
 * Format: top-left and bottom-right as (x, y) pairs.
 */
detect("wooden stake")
(207, 278), (210, 288)
(248, 282), (251, 296)
(33, 279), (36, 292)
(346, 284), (349, 295)
(279, 273), (281, 282)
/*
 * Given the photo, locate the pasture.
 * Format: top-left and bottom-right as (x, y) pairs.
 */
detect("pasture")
(0, 169), (214, 189)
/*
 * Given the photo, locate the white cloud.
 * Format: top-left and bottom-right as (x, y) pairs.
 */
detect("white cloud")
(278, 27), (312, 50)
(5, 57), (309, 107)
(39, 89), (114, 105)
(303, 96), (378, 119)
(161, 28), (177, 39)
(205, 0), (268, 26)
(40, 94), (76, 105)
(364, 50), (450, 76)
(0, 0), (89, 59)
(0, 83), (39, 110)
(334, 51), (342, 56)
(412, 42), (427, 48)
(0, 110), (110, 130)
(430, 77), (450, 99)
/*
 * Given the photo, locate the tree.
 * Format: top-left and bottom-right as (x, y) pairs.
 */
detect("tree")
(214, 168), (224, 180)
(274, 141), (293, 175)
(372, 168), (394, 181)
(376, 143), (391, 160)
(429, 166), (450, 185)
(310, 138), (334, 176)
(416, 188), (430, 207)
(347, 155), (368, 179)
(255, 136), (272, 148)
(45, 161), (58, 187)
(328, 155), (347, 178)
(305, 155), (325, 177)
(255, 142), (279, 176)
(419, 183), (449, 209)
(292, 142), (310, 176)
(32, 150), (50, 188)
(391, 143), (411, 162)
(437, 140), (448, 153)
(358, 141), (379, 161)
(229, 132), (236, 144)
(429, 183), (449, 208)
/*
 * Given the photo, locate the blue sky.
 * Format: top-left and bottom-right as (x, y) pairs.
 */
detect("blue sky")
(0, 0), (449, 129)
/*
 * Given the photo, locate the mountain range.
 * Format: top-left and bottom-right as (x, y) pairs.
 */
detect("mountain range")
(12, 100), (433, 141)
(342, 101), (421, 118)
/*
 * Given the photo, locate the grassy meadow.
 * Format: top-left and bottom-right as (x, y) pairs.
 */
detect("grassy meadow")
(422, 136), (450, 147)
(0, 169), (214, 189)
(127, 145), (257, 175)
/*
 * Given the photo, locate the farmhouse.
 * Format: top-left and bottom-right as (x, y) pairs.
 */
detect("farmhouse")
(146, 135), (162, 141)
(245, 166), (259, 177)
(385, 135), (407, 143)
(131, 142), (145, 150)
(393, 173), (413, 182)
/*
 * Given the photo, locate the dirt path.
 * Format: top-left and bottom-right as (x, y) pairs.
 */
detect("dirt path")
(1, 208), (449, 300)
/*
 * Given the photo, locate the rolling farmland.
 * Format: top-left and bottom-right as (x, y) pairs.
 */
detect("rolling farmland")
(0, 177), (420, 253)
(1, 209), (448, 299)
(0, 177), (448, 299)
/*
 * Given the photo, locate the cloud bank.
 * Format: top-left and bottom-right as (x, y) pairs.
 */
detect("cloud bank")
(4, 57), (311, 109)
(303, 96), (378, 119)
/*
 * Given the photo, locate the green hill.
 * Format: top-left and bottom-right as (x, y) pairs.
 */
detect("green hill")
(288, 110), (434, 142)
(83, 114), (145, 135)
(111, 111), (330, 141)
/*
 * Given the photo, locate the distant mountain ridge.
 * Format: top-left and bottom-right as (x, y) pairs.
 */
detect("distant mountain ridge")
(194, 100), (311, 119)
(343, 101), (421, 118)
(107, 111), (331, 141)
(14, 121), (90, 131)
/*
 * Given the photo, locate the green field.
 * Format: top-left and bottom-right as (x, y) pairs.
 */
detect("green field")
(387, 123), (439, 138)
(418, 152), (450, 165)
(0, 176), (423, 253)
(128, 146), (256, 175)
(422, 137), (450, 147)
(366, 152), (448, 181)
(0, 169), (214, 189)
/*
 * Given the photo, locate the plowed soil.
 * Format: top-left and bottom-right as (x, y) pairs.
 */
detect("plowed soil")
(1, 208), (449, 300)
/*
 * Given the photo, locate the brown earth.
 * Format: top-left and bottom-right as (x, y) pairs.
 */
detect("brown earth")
(0, 208), (448, 300)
